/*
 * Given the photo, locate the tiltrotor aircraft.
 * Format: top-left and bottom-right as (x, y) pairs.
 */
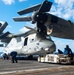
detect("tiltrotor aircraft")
(0, 0), (74, 57)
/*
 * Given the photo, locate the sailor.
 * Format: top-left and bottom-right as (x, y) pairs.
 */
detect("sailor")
(58, 49), (63, 54)
(64, 45), (73, 61)
(10, 51), (18, 63)
(64, 45), (73, 55)
(3, 53), (9, 60)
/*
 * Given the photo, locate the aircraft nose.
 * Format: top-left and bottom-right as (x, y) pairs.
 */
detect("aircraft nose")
(45, 44), (56, 53)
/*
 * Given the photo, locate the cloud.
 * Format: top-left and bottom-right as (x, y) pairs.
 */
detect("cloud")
(19, 27), (29, 33)
(1, 0), (27, 5)
(55, 0), (68, 6)
(0, 21), (4, 24)
(19, 22), (36, 33)
(50, 0), (74, 20)
(2, 0), (15, 5)
(19, 0), (27, 2)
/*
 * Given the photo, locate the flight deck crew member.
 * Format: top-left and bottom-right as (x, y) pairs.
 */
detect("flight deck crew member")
(58, 49), (63, 54)
(3, 53), (9, 60)
(64, 45), (73, 55)
(64, 45), (73, 61)
(10, 51), (18, 63)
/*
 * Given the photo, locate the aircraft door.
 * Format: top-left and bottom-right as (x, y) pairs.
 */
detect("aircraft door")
(21, 37), (28, 54)
(24, 37), (28, 46)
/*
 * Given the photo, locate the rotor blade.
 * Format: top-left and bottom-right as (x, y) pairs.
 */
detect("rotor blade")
(13, 16), (32, 22)
(38, 0), (52, 12)
(0, 31), (10, 39)
(1, 38), (11, 43)
(0, 23), (2, 27)
(0, 44), (3, 47)
(25, 26), (34, 30)
(0, 22), (8, 34)
(18, 4), (41, 15)
(25, 26), (37, 32)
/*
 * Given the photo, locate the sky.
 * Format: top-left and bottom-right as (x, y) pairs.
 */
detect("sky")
(0, 0), (74, 52)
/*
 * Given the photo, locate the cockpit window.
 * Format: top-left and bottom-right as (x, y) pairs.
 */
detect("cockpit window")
(24, 37), (28, 46)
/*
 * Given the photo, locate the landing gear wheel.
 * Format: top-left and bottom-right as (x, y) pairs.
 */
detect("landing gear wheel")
(28, 55), (33, 60)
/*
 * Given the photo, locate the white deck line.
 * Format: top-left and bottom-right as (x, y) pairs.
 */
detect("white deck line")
(0, 68), (49, 74)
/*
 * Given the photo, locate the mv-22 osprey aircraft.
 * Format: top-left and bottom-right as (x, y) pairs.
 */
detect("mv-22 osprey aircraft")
(0, 0), (74, 57)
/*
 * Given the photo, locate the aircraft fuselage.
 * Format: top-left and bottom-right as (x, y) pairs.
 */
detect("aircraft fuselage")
(4, 33), (56, 56)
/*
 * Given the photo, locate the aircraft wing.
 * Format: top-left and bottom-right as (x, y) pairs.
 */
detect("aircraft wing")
(48, 20), (74, 40)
